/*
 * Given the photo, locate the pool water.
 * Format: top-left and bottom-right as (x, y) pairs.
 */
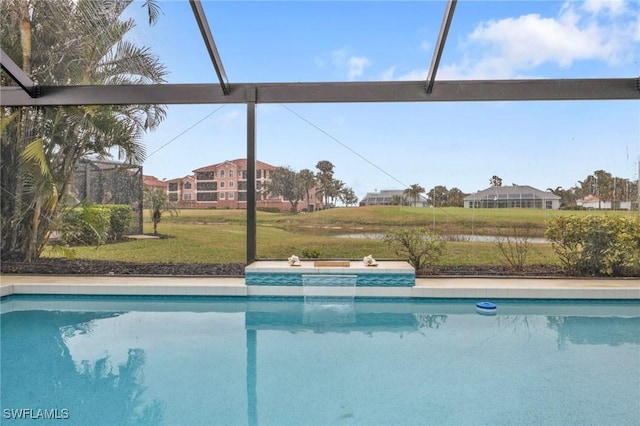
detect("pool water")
(2, 296), (639, 425)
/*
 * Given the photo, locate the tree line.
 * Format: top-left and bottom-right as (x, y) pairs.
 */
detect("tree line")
(386, 184), (467, 207)
(399, 171), (638, 209)
(265, 160), (358, 213)
(547, 170), (639, 209)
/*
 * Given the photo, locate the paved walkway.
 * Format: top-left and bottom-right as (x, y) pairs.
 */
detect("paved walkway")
(2, 274), (638, 299)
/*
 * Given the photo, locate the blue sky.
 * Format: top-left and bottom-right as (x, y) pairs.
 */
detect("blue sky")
(130, 0), (640, 199)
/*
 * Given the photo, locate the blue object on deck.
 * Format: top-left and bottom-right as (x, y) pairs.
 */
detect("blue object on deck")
(476, 301), (497, 315)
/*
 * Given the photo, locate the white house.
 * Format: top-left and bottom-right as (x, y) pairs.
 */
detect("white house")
(464, 185), (560, 209)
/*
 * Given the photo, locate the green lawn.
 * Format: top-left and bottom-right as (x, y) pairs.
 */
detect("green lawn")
(42, 206), (627, 266)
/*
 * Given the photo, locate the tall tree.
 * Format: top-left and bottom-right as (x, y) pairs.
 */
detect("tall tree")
(593, 170), (614, 204)
(298, 168), (316, 210)
(446, 187), (466, 207)
(390, 194), (405, 206)
(1, 0), (166, 261)
(490, 175), (503, 187)
(327, 178), (344, 207)
(427, 185), (448, 207)
(403, 184), (425, 206)
(315, 160), (335, 209)
(339, 186), (358, 206)
(264, 167), (305, 213)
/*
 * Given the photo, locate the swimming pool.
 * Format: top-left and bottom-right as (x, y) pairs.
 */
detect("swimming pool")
(2, 296), (639, 425)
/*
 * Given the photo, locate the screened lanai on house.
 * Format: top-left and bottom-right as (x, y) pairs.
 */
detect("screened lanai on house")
(1, 0), (639, 263)
(464, 185), (561, 210)
(360, 190), (429, 207)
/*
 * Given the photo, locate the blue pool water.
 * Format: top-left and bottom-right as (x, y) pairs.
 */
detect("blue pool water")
(1, 296), (639, 425)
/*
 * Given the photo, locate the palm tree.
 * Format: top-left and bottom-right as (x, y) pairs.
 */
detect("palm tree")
(315, 160), (335, 208)
(403, 184), (425, 207)
(143, 186), (177, 235)
(490, 175), (503, 187)
(1, 0), (167, 261)
(299, 168), (316, 211)
(446, 187), (466, 207)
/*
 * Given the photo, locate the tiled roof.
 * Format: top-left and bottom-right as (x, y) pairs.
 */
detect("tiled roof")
(143, 175), (166, 187)
(577, 195), (600, 202)
(193, 158), (276, 172)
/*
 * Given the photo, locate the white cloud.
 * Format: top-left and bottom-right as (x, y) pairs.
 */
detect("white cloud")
(397, 67), (429, 81)
(328, 49), (371, 80)
(347, 56), (371, 80)
(391, 2), (639, 81)
(582, 0), (628, 16)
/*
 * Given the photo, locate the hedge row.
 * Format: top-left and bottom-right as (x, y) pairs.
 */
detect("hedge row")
(545, 215), (640, 277)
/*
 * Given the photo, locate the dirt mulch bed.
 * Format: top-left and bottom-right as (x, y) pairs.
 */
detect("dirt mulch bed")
(1, 258), (567, 278)
(1, 259), (245, 277)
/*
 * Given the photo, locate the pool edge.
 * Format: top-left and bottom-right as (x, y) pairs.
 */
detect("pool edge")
(1, 274), (638, 300)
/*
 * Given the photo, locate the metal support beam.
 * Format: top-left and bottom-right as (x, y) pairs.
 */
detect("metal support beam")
(1, 79), (638, 106)
(246, 99), (257, 265)
(426, 0), (457, 94)
(189, 0), (230, 95)
(0, 48), (38, 98)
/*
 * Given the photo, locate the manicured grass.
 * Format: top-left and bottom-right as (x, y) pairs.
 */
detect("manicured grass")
(44, 206), (571, 266)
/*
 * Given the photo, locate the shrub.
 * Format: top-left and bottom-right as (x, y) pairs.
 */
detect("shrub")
(60, 205), (111, 246)
(257, 207), (281, 213)
(60, 204), (132, 246)
(301, 248), (321, 259)
(496, 224), (534, 271)
(384, 228), (446, 272)
(545, 215), (640, 276)
(106, 205), (133, 242)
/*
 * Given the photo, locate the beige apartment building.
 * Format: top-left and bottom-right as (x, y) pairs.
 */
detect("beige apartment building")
(166, 175), (196, 208)
(155, 159), (317, 212)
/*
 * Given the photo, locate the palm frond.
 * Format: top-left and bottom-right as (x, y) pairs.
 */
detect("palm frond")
(142, 0), (162, 25)
(21, 139), (52, 180)
(0, 111), (18, 134)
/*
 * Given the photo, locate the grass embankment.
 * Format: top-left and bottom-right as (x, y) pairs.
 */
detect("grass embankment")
(44, 206), (635, 266)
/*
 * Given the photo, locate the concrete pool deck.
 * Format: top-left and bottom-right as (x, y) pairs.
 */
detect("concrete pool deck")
(1, 274), (639, 299)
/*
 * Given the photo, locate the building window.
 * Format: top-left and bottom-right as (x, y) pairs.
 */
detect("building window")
(220, 170), (225, 179)
(220, 192), (225, 200)
(229, 170), (234, 178)
(229, 181), (234, 188)
(197, 192), (217, 201)
(184, 182), (192, 190)
(257, 170), (262, 179)
(229, 192), (234, 200)
(196, 172), (215, 180)
(197, 182), (217, 191)
(184, 194), (192, 200)
(220, 181), (225, 188)
(238, 192), (247, 201)
(168, 182), (178, 191)
(238, 181), (247, 191)
(239, 170), (247, 179)
(168, 193), (178, 202)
